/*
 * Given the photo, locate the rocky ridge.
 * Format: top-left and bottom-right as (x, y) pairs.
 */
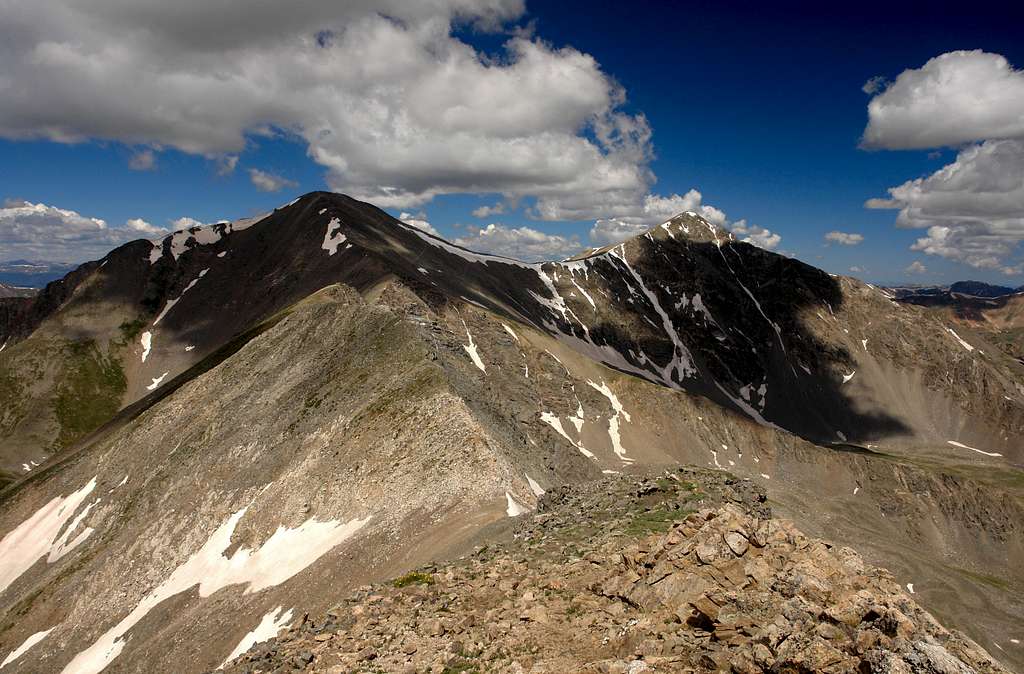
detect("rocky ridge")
(221, 472), (1006, 674)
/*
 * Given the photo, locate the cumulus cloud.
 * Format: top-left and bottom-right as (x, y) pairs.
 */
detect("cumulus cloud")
(125, 217), (165, 235)
(216, 155), (239, 176)
(588, 189), (733, 246)
(730, 220), (782, 250)
(0, 199), (169, 263)
(454, 223), (581, 261)
(824, 231), (864, 246)
(128, 149), (156, 171)
(868, 139), (1024, 273)
(472, 202), (507, 218)
(905, 261), (927, 275)
(248, 168), (297, 193)
(861, 76), (887, 95)
(862, 50), (1024, 149)
(864, 51), (1024, 276)
(169, 216), (209, 230)
(0, 0), (660, 218)
(398, 211), (440, 237)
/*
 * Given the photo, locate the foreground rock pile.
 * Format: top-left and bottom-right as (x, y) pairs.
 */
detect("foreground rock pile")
(220, 471), (1006, 673)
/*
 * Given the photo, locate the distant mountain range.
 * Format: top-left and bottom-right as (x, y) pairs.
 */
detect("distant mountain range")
(0, 259), (77, 287)
(889, 280), (1023, 300)
(0, 283), (36, 299)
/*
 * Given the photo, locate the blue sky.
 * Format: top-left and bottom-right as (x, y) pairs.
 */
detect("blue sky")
(1, 0), (1023, 286)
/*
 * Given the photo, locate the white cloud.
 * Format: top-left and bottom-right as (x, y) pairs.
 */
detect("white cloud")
(863, 50), (1024, 149)
(216, 155), (239, 176)
(865, 51), (1024, 276)
(0, 1), (659, 219)
(472, 202), (507, 218)
(824, 231), (864, 246)
(454, 223), (581, 261)
(248, 168), (297, 193)
(861, 76), (886, 95)
(589, 219), (649, 247)
(868, 139), (1024, 273)
(905, 261), (928, 275)
(730, 219), (781, 250)
(588, 189), (733, 246)
(169, 216), (209, 230)
(128, 149), (156, 171)
(125, 217), (165, 235)
(849, 266), (864, 273)
(398, 211), (440, 237)
(0, 200), (169, 263)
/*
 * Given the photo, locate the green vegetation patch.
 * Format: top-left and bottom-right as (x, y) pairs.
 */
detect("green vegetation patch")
(624, 505), (692, 537)
(393, 571), (435, 588)
(52, 340), (126, 450)
(0, 366), (27, 438)
(118, 317), (147, 343)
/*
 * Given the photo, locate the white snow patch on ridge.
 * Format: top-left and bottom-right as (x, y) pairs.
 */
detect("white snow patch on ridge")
(501, 323), (520, 343)
(842, 371), (856, 384)
(61, 509), (371, 674)
(461, 321), (486, 373)
(154, 268), (209, 325)
(608, 247), (695, 382)
(587, 379), (633, 463)
(540, 412), (595, 459)
(140, 331), (152, 363)
(322, 218), (347, 255)
(526, 475), (545, 497)
(947, 440), (1002, 457)
(1, 628), (54, 669)
(147, 372), (169, 391)
(505, 492), (529, 517)
(946, 328), (974, 352)
(219, 607), (293, 669)
(0, 477), (98, 594)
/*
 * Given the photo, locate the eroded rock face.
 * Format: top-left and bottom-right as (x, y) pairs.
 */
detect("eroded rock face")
(221, 473), (1007, 674)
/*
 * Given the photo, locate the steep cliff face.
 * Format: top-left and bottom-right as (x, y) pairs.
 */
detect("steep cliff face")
(0, 192), (1021, 672)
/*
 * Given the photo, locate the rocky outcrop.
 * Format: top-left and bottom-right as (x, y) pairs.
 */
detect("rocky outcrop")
(221, 473), (1006, 673)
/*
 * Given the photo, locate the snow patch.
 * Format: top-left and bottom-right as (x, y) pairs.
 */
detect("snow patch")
(0, 477), (98, 594)
(946, 328), (974, 352)
(608, 247), (694, 381)
(842, 371), (855, 384)
(461, 321), (486, 373)
(321, 218), (347, 255)
(1, 628), (54, 669)
(540, 412), (595, 459)
(140, 331), (152, 363)
(154, 268), (209, 325)
(61, 509), (370, 674)
(947, 440), (1002, 457)
(505, 492), (529, 517)
(501, 323), (520, 343)
(219, 607), (293, 669)
(587, 379), (633, 463)
(185, 345), (195, 352)
(906, 583), (915, 594)
(525, 475), (545, 497)
(146, 372), (169, 391)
